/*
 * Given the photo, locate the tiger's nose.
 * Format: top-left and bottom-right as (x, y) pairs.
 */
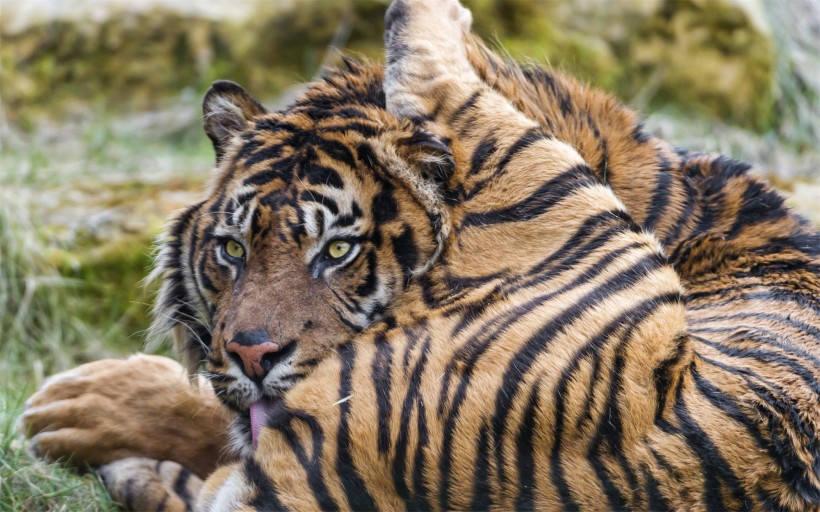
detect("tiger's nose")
(225, 330), (281, 380)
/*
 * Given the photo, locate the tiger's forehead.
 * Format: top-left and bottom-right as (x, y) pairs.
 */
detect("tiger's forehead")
(222, 108), (383, 194)
(202, 107), (388, 243)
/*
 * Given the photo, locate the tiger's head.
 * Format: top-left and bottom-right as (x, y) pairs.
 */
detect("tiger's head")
(149, 63), (451, 446)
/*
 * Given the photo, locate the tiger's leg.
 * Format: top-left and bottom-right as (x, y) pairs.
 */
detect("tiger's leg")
(99, 457), (203, 512)
(384, 0), (479, 124)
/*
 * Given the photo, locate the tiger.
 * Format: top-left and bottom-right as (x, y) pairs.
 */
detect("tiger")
(19, 0), (820, 510)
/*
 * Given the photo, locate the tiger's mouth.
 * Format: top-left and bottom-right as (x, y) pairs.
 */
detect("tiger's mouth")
(233, 396), (281, 452)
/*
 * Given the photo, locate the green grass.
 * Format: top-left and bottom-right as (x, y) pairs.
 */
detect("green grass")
(0, 109), (211, 511)
(1, 393), (120, 512)
(0, 194), (120, 510)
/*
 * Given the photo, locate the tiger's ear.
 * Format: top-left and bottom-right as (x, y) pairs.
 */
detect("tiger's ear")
(203, 80), (268, 163)
(401, 129), (455, 185)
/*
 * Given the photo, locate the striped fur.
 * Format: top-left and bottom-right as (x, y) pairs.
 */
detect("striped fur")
(22, 0), (818, 510)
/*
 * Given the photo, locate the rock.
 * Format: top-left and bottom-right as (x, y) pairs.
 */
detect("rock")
(1, 0), (781, 131)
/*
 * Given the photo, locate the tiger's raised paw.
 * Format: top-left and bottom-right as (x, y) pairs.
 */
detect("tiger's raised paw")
(383, 0), (479, 120)
(18, 354), (231, 478)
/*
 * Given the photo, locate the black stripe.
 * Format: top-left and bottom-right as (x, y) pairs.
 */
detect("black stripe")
(515, 380), (541, 511)
(314, 137), (358, 170)
(727, 177), (786, 238)
(662, 175), (697, 250)
(391, 226), (418, 285)
(243, 165), (290, 187)
(172, 466), (194, 512)
(186, 219), (211, 332)
(273, 410), (338, 510)
(696, 353), (818, 444)
(243, 142), (284, 168)
(336, 343), (379, 510)
(575, 354), (603, 431)
(469, 136), (498, 176)
(689, 312), (820, 342)
(460, 166), (596, 229)
(354, 249), (378, 297)
(393, 337), (433, 506)
(644, 465), (672, 511)
(690, 323), (820, 368)
(466, 127), (548, 199)
(653, 334), (688, 420)
(686, 281), (819, 305)
(471, 423), (493, 510)
(449, 90), (482, 123)
(509, 210), (640, 291)
(631, 123), (651, 144)
(372, 332), (394, 454)
(688, 289), (820, 311)
(410, 393), (432, 511)
(331, 213), (355, 228)
(691, 365), (770, 451)
(673, 370), (753, 510)
(122, 476), (136, 511)
(372, 184), (398, 224)
(246, 456), (290, 511)
(643, 171), (673, 231)
(320, 122), (379, 138)
(303, 163), (344, 188)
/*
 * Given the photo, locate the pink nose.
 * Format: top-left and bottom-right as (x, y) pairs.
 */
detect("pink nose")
(225, 330), (281, 380)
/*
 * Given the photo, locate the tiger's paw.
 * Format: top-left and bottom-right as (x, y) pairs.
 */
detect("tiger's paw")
(383, 0), (479, 120)
(18, 354), (231, 478)
(99, 457), (203, 512)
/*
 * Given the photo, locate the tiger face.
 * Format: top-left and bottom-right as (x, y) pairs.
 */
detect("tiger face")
(151, 71), (450, 446)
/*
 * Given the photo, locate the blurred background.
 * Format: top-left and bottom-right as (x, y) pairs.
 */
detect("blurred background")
(1, 0), (818, 508)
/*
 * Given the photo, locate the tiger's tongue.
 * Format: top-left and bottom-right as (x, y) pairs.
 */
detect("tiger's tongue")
(249, 398), (277, 448)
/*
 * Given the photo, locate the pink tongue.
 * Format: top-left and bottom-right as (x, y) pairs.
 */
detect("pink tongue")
(249, 398), (276, 448)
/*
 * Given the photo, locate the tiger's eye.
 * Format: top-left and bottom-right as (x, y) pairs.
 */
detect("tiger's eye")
(224, 239), (245, 258)
(327, 240), (351, 259)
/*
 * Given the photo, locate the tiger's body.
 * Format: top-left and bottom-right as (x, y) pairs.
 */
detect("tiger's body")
(20, 0), (819, 510)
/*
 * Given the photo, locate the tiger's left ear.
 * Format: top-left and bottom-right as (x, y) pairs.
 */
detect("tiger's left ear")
(203, 80), (268, 163)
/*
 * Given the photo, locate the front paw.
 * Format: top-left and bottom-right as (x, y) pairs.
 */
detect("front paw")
(19, 354), (231, 477)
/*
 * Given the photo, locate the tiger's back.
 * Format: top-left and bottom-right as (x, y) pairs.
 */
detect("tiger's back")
(465, 32), (820, 509)
(196, 4), (819, 509)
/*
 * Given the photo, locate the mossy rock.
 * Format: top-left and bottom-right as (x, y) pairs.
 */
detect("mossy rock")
(625, 0), (775, 129)
(2, 0), (777, 131)
(33, 178), (205, 350)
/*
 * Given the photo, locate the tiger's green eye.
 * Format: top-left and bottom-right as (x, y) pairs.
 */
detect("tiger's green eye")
(327, 240), (351, 259)
(224, 239), (245, 259)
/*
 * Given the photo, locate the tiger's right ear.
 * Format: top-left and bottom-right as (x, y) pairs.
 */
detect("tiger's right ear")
(203, 80), (268, 163)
